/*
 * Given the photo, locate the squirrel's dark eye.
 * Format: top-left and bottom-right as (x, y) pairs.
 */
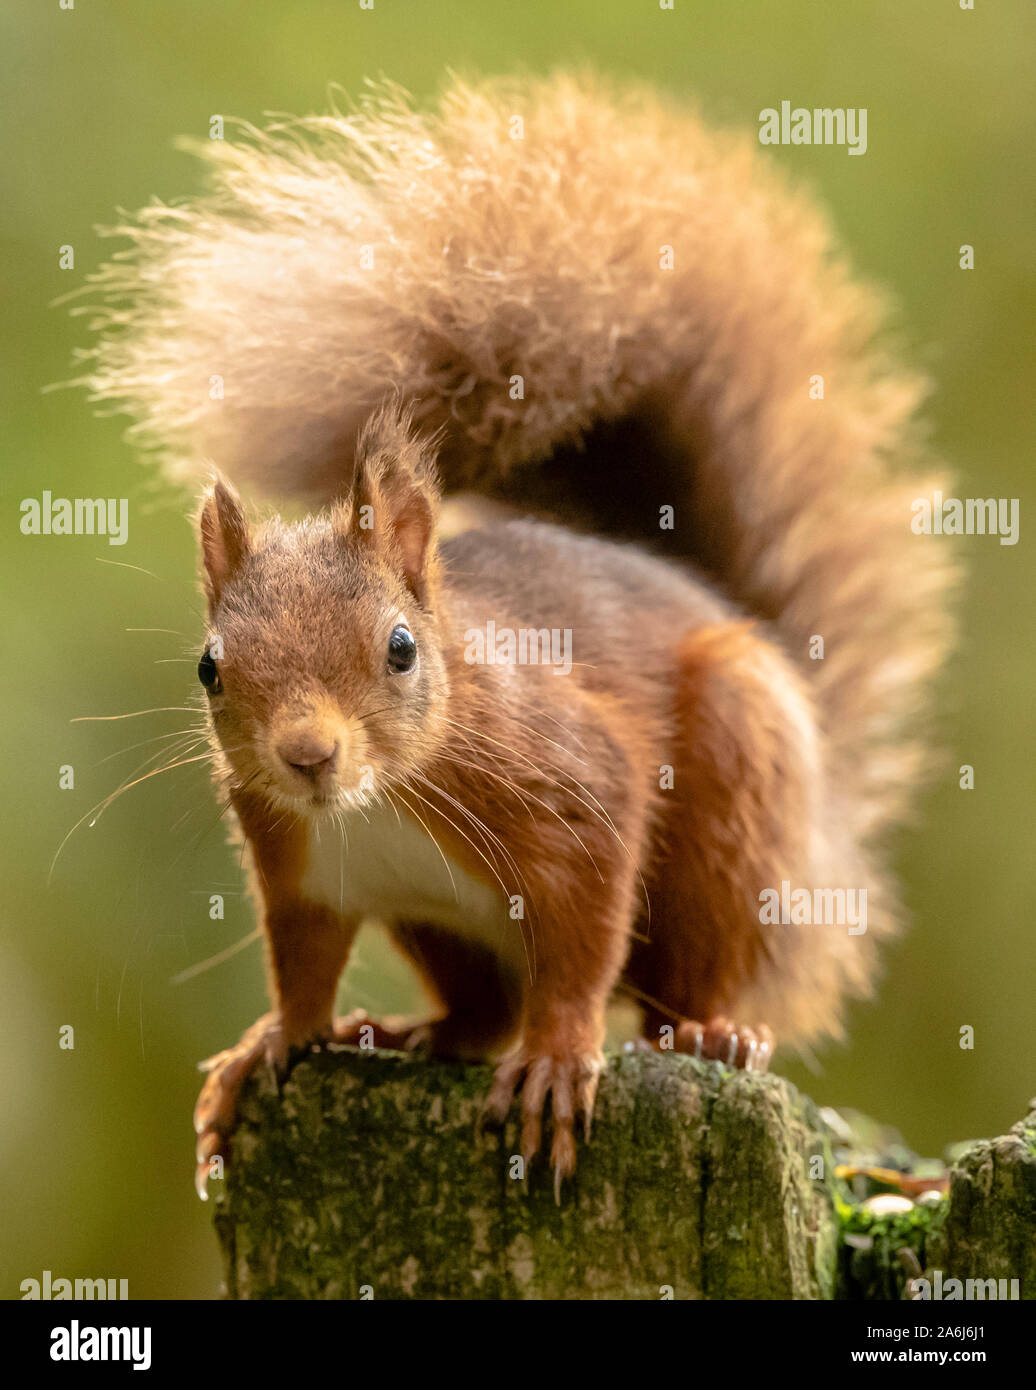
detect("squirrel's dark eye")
(198, 648), (223, 695)
(387, 624), (417, 674)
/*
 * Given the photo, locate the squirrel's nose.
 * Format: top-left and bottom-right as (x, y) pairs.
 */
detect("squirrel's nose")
(277, 730), (339, 776)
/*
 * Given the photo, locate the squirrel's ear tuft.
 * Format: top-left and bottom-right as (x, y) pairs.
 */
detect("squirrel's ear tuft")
(198, 478), (250, 609)
(350, 402), (441, 604)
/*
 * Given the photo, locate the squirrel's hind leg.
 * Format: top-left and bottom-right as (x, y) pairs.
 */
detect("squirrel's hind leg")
(628, 619), (823, 1070)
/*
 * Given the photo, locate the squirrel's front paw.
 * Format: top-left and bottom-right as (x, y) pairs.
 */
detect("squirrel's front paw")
(482, 1046), (604, 1202)
(193, 1011), (289, 1200)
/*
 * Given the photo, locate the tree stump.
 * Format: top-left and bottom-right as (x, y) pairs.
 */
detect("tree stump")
(213, 1049), (839, 1299)
(925, 1102), (1036, 1298)
(211, 1048), (1035, 1300)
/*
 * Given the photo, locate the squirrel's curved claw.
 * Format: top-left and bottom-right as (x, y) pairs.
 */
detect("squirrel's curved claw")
(194, 1129), (223, 1201)
(191, 1011), (287, 1201)
(484, 1048), (602, 1196)
(651, 1017), (775, 1072)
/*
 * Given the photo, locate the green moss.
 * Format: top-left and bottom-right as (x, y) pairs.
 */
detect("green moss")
(214, 1049), (839, 1300)
(925, 1103), (1036, 1299)
(212, 1053), (1033, 1300)
(837, 1194), (946, 1300)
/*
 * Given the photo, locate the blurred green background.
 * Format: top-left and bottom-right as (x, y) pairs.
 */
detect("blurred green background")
(2, 0), (1033, 1299)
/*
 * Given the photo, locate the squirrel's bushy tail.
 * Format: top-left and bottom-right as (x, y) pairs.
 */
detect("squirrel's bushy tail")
(81, 74), (955, 862)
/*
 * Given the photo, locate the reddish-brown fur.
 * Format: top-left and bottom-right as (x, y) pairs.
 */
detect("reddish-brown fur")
(190, 406), (868, 1191)
(79, 76), (956, 1193)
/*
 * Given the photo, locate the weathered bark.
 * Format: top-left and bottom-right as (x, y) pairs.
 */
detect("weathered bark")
(925, 1102), (1036, 1298)
(212, 1049), (1034, 1300)
(213, 1049), (839, 1299)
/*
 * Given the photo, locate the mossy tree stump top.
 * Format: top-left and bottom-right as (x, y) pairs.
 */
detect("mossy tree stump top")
(213, 1049), (1035, 1300)
(214, 1049), (839, 1300)
(925, 1103), (1036, 1298)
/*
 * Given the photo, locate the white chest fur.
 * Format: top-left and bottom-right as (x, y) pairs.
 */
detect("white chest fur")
(299, 802), (525, 973)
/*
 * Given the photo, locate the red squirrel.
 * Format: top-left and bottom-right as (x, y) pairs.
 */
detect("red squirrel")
(80, 76), (956, 1197)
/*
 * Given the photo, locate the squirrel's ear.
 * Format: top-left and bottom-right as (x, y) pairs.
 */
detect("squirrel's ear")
(348, 408), (441, 604)
(198, 478), (250, 609)
(356, 464), (439, 604)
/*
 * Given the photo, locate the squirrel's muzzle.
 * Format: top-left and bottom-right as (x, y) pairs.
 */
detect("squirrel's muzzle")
(278, 727), (338, 775)
(271, 713), (354, 800)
